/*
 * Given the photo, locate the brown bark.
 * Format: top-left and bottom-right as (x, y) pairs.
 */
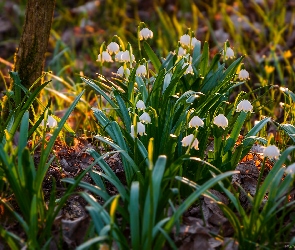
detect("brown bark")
(1, 0), (56, 121)
(13, 0), (56, 90)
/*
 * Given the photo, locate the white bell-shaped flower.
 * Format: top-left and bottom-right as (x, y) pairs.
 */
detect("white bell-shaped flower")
(139, 112), (151, 124)
(107, 42), (120, 55)
(263, 145), (280, 159)
(181, 134), (199, 150)
(121, 50), (135, 63)
(41, 115), (57, 128)
(136, 100), (146, 110)
(213, 114), (228, 129)
(238, 69), (249, 80)
(236, 100), (253, 112)
(225, 47), (234, 59)
(191, 37), (201, 48)
(139, 28), (153, 40)
(115, 51), (124, 62)
(130, 122), (146, 137)
(179, 34), (190, 47)
(178, 47), (186, 56)
(136, 65), (147, 76)
(183, 64), (194, 75)
(97, 51), (113, 63)
(117, 66), (130, 77)
(285, 163), (295, 176)
(189, 116), (204, 128)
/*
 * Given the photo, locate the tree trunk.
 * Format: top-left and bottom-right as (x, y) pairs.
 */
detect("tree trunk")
(13, 0), (56, 90)
(1, 0), (55, 121)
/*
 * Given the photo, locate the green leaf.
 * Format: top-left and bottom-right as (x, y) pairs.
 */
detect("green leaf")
(224, 111), (248, 152)
(17, 111), (29, 187)
(280, 123), (295, 142)
(114, 90), (131, 131)
(199, 41), (209, 76)
(143, 42), (161, 73)
(150, 69), (165, 110)
(130, 182), (140, 250)
(81, 77), (117, 108)
(8, 80), (51, 140)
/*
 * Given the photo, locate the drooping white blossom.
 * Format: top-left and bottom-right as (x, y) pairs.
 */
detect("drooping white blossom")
(238, 69), (250, 80)
(179, 35), (200, 49)
(107, 42), (120, 55)
(136, 65), (147, 77)
(117, 66), (130, 77)
(120, 50), (135, 63)
(139, 112), (151, 124)
(179, 34), (190, 47)
(191, 37), (201, 48)
(263, 145), (280, 159)
(181, 134), (199, 150)
(236, 100), (253, 112)
(130, 122), (146, 137)
(225, 47), (234, 59)
(115, 51), (124, 62)
(213, 114), (228, 129)
(96, 51), (113, 63)
(189, 116), (204, 128)
(183, 63), (194, 75)
(41, 115), (57, 128)
(285, 163), (295, 176)
(136, 100), (146, 110)
(178, 47), (186, 56)
(139, 28), (153, 40)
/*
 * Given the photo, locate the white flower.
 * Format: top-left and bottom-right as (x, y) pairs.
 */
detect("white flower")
(183, 63), (194, 75)
(225, 47), (234, 59)
(213, 114), (228, 129)
(189, 116), (204, 128)
(41, 115), (57, 128)
(178, 47), (186, 56)
(191, 37), (201, 48)
(186, 64), (194, 75)
(236, 100), (253, 112)
(121, 50), (135, 63)
(179, 34), (190, 47)
(263, 145), (280, 159)
(115, 51), (124, 62)
(238, 69), (249, 80)
(96, 51), (113, 63)
(136, 100), (146, 110)
(181, 134), (199, 150)
(139, 28), (153, 40)
(130, 122), (146, 137)
(179, 35), (200, 49)
(136, 65), (147, 76)
(107, 42), (120, 55)
(285, 163), (295, 176)
(117, 66), (130, 77)
(139, 112), (151, 124)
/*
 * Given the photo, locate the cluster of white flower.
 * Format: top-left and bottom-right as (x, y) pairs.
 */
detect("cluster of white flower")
(95, 26), (261, 158)
(97, 27), (154, 80)
(181, 115), (204, 150)
(131, 100), (151, 138)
